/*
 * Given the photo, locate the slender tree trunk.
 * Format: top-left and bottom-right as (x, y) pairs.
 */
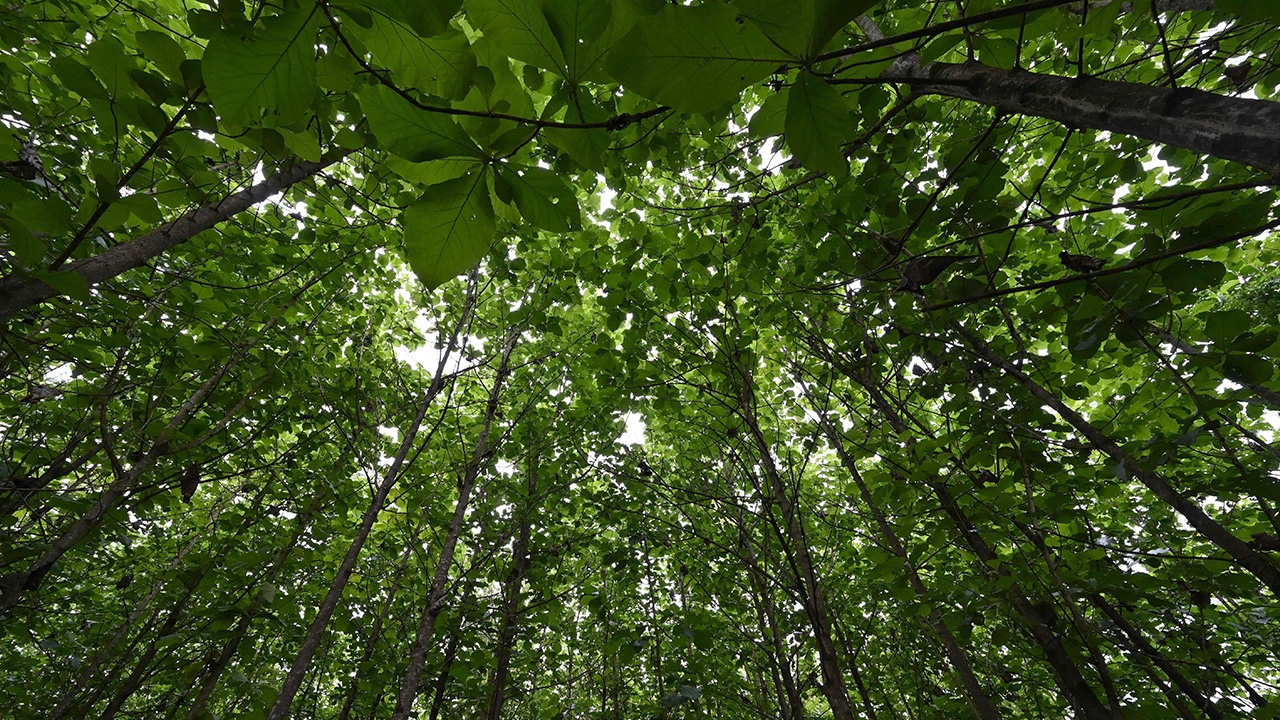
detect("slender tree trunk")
(336, 544), (414, 720)
(736, 373), (855, 720)
(0, 346), (250, 615)
(816, 415), (1001, 720)
(831, 618), (880, 720)
(737, 508), (805, 720)
(1133, 319), (1280, 412)
(0, 152), (348, 318)
(266, 281), (478, 720)
(485, 456), (539, 720)
(1091, 596), (1226, 720)
(183, 490), (325, 720)
(956, 327), (1280, 596)
(391, 335), (517, 720)
(48, 499), (232, 719)
(811, 341), (1113, 719)
(96, 588), (197, 720)
(893, 60), (1280, 176)
(427, 623), (464, 720)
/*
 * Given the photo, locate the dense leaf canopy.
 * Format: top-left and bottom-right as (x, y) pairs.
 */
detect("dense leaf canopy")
(2, 1), (1280, 719)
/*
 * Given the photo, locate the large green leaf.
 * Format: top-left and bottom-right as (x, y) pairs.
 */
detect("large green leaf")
(402, 171), (496, 289)
(464, 0), (567, 75)
(86, 37), (135, 98)
(785, 73), (851, 175)
(748, 89), (788, 139)
(341, 0), (462, 37)
(203, 7), (319, 127)
(500, 165), (581, 232)
(134, 30), (187, 82)
(734, 0), (871, 61)
(348, 14), (476, 99)
(360, 84), (483, 162)
(543, 0), (613, 80)
(387, 156), (481, 187)
(606, 3), (782, 113)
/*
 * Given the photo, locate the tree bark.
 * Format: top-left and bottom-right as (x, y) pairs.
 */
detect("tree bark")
(391, 334), (516, 720)
(896, 61), (1280, 176)
(484, 456), (538, 720)
(817, 417), (1002, 720)
(266, 281), (478, 720)
(956, 326), (1280, 596)
(0, 151), (347, 319)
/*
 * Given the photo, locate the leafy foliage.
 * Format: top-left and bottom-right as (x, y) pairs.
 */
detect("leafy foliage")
(3, 1), (1280, 719)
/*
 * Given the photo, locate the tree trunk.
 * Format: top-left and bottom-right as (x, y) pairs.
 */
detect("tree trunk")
(737, 384), (855, 720)
(956, 326), (1280, 596)
(183, 490), (324, 720)
(391, 335), (516, 720)
(1091, 596), (1226, 720)
(811, 339), (1113, 719)
(484, 459), (537, 719)
(266, 280), (478, 720)
(336, 544), (414, 720)
(736, 506), (806, 720)
(894, 61), (1280, 176)
(817, 416), (1002, 720)
(0, 152), (348, 319)
(0, 345), (251, 615)
(96, 589), (196, 720)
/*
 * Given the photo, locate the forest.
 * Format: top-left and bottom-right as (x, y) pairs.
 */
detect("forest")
(2, 0), (1280, 718)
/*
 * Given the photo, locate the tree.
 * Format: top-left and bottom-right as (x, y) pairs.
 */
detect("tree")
(3, 0), (1280, 718)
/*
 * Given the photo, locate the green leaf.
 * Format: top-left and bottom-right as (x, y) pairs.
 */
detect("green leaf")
(342, 0), (462, 37)
(606, 3), (781, 113)
(1161, 258), (1226, 293)
(361, 84), (483, 162)
(1202, 309), (1252, 345)
(543, 0), (613, 80)
(544, 102), (609, 171)
(402, 171), (496, 289)
(33, 270), (91, 302)
(500, 165), (581, 232)
(9, 198), (73, 236)
(49, 56), (109, 100)
(734, 0), (871, 60)
(386, 156), (480, 187)
(203, 7), (319, 127)
(1223, 354), (1274, 384)
(748, 89), (788, 139)
(135, 30), (187, 82)
(349, 15), (477, 99)
(317, 50), (360, 92)
(785, 73), (851, 175)
(920, 33), (964, 64)
(1218, 0), (1280, 20)
(465, 0), (567, 74)
(86, 37), (136, 98)
(973, 35), (1017, 71)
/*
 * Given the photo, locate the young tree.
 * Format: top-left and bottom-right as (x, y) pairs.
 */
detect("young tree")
(3, 1), (1280, 718)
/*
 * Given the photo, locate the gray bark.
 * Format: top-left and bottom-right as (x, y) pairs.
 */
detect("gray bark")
(0, 152), (345, 319)
(896, 61), (1280, 176)
(957, 326), (1280, 597)
(391, 334), (517, 720)
(266, 281), (477, 720)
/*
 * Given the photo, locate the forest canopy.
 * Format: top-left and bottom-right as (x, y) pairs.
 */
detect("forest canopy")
(3, 0), (1280, 718)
